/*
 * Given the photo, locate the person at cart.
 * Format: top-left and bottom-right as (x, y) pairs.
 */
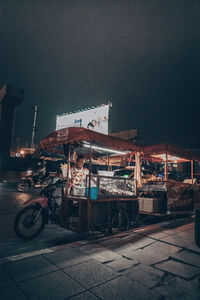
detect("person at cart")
(61, 154), (97, 223)
(70, 154), (97, 193)
(70, 154), (89, 194)
(64, 155), (89, 219)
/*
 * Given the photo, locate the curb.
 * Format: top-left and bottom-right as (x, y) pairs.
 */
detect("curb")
(0, 240), (88, 264)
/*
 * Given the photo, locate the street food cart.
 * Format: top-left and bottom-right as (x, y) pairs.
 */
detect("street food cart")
(36, 127), (143, 233)
(136, 144), (200, 216)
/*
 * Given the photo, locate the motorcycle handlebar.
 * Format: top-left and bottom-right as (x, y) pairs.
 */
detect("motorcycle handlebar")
(39, 178), (67, 196)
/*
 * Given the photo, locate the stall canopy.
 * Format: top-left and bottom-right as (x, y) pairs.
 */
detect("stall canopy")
(35, 127), (143, 156)
(143, 143), (200, 162)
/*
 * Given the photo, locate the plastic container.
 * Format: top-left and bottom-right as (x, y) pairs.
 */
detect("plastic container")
(72, 186), (86, 196)
(86, 187), (98, 200)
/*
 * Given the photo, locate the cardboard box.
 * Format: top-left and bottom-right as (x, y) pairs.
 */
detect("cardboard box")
(138, 197), (163, 213)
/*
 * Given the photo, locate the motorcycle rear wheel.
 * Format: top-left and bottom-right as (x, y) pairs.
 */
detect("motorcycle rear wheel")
(14, 205), (46, 240)
(17, 180), (29, 192)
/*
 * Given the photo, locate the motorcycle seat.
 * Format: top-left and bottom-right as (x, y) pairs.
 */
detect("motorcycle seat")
(40, 184), (56, 195)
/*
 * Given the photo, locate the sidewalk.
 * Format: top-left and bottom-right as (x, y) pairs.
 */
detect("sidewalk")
(0, 217), (200, 300)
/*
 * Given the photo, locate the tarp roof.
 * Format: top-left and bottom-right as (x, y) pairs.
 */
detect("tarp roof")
(143, 143), (200, 161)
(35, 127), (142, 156)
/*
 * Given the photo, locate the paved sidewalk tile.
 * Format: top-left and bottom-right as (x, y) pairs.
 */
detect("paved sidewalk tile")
(122, 248), (165, 265)
(181, 276), (200, 300)
(63, 258), (119, 289)
(139, 222), (193, 239)
(105, 257), (138, 272)
(121, 241), (181, 265)
(170, 249), (200, 268)
(3, 255), (58, 282)
(69, 291), (99, 300)
(108, 235), (155, 254)
(91, 275), (160, 300)
(0, 265), (14, 288)
(99, 237), (133, 251)
(169, 222), (194, 233)
(138, 219), (193, 241)
(152, 277), (194, 300)
(89, 249), (121, 263)
(140, 230), (171, 239)
(19, 270), (85, 300)
(43, 247), (91, 268)
(0, 284), (27, 300)
(79, 243), (106, 254)
(121, 233), (156, 245)
(187, 244), (200, 254)
(139, 240), (181, 258)
(155, 260), (200, 280)
(161, 230), (200, 254)
(124, 263), (164, 288)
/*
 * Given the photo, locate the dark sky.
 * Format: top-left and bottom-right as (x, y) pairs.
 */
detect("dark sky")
(0, 0), (200, 149)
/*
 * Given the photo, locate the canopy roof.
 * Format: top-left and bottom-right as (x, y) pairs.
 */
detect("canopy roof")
(35, 127), (142, 156)
(143, 143), (200, 162)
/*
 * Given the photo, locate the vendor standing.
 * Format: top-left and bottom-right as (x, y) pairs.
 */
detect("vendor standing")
(70, 155), (89, 190)
(60, 155), (89, 223)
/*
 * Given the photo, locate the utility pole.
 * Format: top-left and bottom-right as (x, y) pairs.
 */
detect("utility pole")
(31, 105), (37, 148)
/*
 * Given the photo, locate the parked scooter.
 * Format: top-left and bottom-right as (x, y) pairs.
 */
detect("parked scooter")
(14, 177), (66, 240)
(17, 161), (55, 192)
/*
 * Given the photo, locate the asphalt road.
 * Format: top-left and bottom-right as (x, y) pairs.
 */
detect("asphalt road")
(0, 182), (81, 258)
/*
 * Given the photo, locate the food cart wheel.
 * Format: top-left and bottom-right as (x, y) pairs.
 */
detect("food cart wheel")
(110, 208), (130, 234)
(195, 209), (200, 248)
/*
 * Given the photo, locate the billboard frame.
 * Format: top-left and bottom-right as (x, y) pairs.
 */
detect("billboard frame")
(56, 102), (112, 134)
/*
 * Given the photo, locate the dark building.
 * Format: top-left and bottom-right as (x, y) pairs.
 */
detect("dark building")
(110, 129), (138, 141)
(0, 84), (24, 161)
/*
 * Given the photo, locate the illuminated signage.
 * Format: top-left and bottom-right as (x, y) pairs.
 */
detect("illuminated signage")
(56, 104), (110, 134)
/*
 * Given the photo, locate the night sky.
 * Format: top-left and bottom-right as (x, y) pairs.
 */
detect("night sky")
(0, 0), (200, 149)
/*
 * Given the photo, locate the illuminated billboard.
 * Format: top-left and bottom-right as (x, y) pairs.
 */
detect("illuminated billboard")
(56, 104), (110, 134)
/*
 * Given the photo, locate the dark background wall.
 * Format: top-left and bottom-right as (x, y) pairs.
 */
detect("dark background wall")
(0, 84), (24, 159)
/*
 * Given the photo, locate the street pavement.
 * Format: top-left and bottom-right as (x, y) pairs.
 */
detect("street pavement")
(0, 214), (200, 299)
(0, 182), (82, 258)
(1, 182), (200, 299)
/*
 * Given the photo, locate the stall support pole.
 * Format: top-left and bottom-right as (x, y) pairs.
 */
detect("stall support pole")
(66, 146), (71, 194)
(136, 179), (138, 198)
(87, 143), (92, 231)
(108, 155), (111, 171)
(191, 160), (194, 184)
(61, 145), (70, 228)
(164, 154), (168, 181)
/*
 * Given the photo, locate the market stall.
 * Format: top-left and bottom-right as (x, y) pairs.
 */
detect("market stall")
(137, 143), (200, 215)
(35, 127), (143, 233)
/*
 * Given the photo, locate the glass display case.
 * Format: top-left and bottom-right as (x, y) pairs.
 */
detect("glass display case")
(140, 181), (167, 192)
(86, 175), (136, 198)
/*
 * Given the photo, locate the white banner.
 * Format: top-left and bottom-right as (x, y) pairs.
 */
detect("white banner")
(56, 105), (109, 134)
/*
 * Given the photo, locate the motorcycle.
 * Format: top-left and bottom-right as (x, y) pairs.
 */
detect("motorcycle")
(17, 169), (55, 192)
(14, 177), (66, 240)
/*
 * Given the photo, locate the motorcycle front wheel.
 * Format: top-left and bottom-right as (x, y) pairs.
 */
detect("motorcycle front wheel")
(14, 205), (46, 240)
